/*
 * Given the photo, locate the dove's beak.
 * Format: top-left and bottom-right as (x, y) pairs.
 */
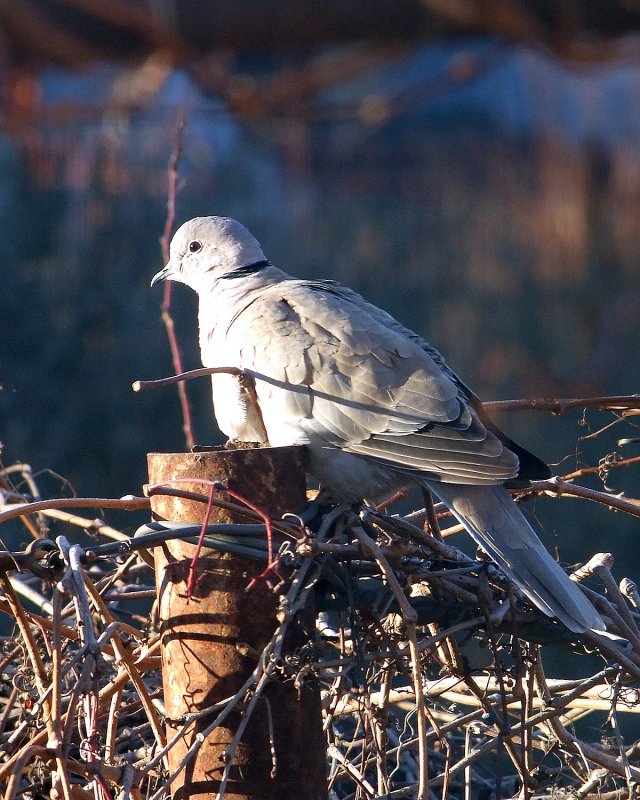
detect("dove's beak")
(150, 262), (175, 287)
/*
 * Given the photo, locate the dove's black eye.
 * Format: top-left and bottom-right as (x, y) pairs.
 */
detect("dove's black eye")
(188, 240), (202, 253)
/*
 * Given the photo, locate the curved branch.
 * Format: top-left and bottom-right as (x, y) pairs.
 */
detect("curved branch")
(485, 395), (640, 414)
(528, 477), (640, 518)
(0, 495), (150, 526)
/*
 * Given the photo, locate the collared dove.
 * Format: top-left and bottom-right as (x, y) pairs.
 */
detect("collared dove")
(151, 216), (603, 633)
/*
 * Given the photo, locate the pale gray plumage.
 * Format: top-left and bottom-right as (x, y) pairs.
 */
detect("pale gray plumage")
(151, 215), (604, 633)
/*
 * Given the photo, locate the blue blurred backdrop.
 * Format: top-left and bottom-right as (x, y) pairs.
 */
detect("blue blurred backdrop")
(1, 13), (639, 571)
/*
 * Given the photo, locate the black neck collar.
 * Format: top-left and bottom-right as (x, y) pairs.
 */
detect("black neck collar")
(221, 259), (271, 279)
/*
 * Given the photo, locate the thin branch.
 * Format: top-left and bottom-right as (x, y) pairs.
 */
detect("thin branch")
(532, 477), (640, 518)
(133, 363), (223, 393)
(157, 111), (195, 450)
(485, 395), (640, 414)
(0, 494), (149, 525)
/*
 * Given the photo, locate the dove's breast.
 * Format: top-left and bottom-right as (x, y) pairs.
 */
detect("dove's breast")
(199, 294), (269, 443)
(208, 373), (266, 443)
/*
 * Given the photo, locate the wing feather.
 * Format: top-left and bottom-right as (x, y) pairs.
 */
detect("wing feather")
(216, 279), (520, 484)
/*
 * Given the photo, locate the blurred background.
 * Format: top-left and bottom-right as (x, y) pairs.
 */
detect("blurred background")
(0, 1), (639, 570)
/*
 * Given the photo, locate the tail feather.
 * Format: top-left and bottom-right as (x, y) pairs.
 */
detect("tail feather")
(428, 482), (604, 633)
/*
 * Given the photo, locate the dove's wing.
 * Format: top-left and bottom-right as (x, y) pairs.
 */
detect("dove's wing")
(224, 280), (603, 632)
(218, 279), (519, 486)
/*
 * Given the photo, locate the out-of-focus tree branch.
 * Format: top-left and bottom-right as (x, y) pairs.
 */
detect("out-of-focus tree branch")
(2, 0), (640, 73)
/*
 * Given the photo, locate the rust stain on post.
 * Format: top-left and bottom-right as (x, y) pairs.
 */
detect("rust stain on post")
(148, 447), (326, 800)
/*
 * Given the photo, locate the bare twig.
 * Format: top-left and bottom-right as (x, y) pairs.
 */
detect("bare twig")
(485, 395), (640, 414)
(157, 111), (195, 450)
(532, 477), (640, 518)
(0, 495), (149, 525)
(2, 414), (640, 800)
(133, 364), (242, 392)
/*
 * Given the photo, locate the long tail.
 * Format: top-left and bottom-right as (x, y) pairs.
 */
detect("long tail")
(428, 482), (604, 633)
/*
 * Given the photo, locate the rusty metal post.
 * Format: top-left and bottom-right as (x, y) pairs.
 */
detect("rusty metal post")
(147, 447), (327, 800)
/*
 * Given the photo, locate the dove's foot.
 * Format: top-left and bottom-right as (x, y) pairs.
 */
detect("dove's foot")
(222, 438), (264, 450)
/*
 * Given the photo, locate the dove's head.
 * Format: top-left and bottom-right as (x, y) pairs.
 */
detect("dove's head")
(151, 216), (267, 292)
